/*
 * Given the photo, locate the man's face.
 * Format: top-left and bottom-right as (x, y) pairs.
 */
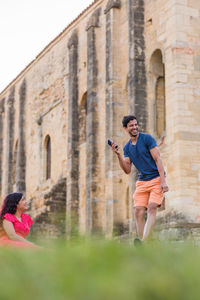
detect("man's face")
(126, 119), (139, 137)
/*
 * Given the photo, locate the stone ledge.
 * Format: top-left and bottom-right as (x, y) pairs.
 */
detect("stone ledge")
(86, 7), (101, 31)
(104, 0), (121, 14)
(67, 31), (78, 49)
(0, 98), (5, 113)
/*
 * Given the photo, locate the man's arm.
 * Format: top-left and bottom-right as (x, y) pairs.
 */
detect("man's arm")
(111, 143), (132, 174)
(150, 147), (169, 193)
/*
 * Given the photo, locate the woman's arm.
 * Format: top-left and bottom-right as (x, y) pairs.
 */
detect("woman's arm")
(3, 220), (36, 246)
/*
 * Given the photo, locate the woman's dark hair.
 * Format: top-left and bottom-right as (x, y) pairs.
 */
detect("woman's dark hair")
(122, 115), (138, 128)
(0, 193), (23, 222)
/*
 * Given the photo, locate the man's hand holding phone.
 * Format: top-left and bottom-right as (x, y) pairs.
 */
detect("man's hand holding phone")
(107, 139), (120, 155)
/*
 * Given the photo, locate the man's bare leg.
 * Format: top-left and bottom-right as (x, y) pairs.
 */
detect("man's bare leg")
(134, 206), (146, 239)
(142, 202), (158, 241)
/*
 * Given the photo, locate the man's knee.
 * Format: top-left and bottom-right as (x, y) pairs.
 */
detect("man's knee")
(135, 207), (146, 220)
(147, 203), (158, 215)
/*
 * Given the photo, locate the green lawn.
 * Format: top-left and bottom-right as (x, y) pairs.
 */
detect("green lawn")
(0, 239), (199, 300)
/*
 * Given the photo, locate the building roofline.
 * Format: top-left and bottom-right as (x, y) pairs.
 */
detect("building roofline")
(0, 0), (99, 96)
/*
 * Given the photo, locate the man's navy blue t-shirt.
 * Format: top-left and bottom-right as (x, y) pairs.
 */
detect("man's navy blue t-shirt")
(123, 133), (159, 181)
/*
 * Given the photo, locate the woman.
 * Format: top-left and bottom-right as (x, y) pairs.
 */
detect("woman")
(0, 193), (39, 248)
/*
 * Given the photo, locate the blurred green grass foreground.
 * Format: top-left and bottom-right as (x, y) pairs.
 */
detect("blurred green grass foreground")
(0, 239), (200, 300)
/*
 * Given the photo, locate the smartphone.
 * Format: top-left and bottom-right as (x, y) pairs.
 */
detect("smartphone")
(107, 139), (118, 149)
(107, 139), (113, 147)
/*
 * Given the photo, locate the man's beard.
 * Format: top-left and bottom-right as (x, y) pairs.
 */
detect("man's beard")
(129, 131), (138, 137)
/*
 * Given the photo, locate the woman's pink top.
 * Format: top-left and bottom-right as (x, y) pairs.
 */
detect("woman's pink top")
(0, 213), (35, 248)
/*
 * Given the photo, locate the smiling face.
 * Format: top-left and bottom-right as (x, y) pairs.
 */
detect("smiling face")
(126, 119), (139, 137)
(17, 196), (27, 212)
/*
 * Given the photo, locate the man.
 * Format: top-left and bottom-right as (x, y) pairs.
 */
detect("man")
(111, 115), (168, 243)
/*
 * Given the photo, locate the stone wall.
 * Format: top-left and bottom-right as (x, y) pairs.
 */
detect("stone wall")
(145, 0), (200, 238)
(5, 87), (15, 194)
(0, 99), (5, 195)
(0, 0), (199, 241)
(67, 31), (79, 236)
(30, 178), (66, 239)
(16, 79), (26, 192)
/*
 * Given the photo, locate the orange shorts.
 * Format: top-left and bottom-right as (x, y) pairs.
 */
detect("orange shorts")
(133, 176), (163, 208)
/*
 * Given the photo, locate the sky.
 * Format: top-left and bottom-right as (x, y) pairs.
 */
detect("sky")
(0, 0), (93, 92)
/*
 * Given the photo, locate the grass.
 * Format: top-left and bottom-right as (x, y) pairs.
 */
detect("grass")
(0, 238), (199, 300)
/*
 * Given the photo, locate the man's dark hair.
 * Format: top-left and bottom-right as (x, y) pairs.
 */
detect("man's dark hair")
(122, 115), (138, 128)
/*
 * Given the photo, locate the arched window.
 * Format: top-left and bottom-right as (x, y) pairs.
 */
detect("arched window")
(149, 49), (166, 140)
(156, 76), (165, 139)
(44, 135), (51, 180)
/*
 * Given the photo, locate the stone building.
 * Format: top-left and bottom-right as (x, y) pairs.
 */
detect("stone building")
(0, 0), (200, 240)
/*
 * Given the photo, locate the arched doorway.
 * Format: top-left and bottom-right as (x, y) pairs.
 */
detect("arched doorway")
(149, 49), (166, 141)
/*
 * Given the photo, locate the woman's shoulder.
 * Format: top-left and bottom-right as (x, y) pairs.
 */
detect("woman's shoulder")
(3, 213), (16, 223)
(22, 213), (33, 226)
